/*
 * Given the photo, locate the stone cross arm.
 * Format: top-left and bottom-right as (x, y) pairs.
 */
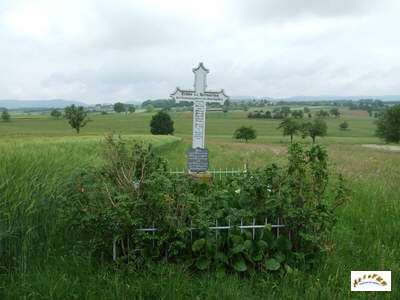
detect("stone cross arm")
(170, 88), (228, 104)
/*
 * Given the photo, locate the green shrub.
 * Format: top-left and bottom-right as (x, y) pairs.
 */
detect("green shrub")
(61, 137), (349, 274)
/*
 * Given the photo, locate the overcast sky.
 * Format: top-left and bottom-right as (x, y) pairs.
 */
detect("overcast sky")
(1, 0), (400, 104)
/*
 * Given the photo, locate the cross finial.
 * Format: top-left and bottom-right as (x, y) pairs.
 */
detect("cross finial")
(193, 62), (209, 94)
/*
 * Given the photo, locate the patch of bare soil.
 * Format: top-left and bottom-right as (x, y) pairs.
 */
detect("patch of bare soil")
(340, 108), (369, 117)
(361, 144), (400, 151)
(178, 112), (193, 118)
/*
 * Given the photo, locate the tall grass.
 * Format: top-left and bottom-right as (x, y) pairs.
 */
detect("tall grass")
(0, 136), (179, 283)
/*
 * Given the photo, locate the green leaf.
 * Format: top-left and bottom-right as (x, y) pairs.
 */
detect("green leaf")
(253, 252), (263, 262)
(257, 240), (268, 250)
(215, 252), (228, 264)
(244, 240), (253, 250)
(184, 258), (195, 268)
(196, 256), (210, 270)
(264, 224), (272, 231)
(265, 258), (280, 271)
(239, 193), (250, 207)
(215, 265), (226, 278)
(231, 244), (245, 254)
(232, 255), (247, 272)
(192, 238), (205, 252)
(277, 236), (292, 251)
(274, 251), (286, 263)
(284, 264), (293, 274)
(231, 235), (244, 246)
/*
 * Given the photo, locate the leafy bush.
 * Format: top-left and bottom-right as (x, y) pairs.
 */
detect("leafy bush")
(375, 104), (400, 143)
(61, 137), (349, 274)
(1, 109), (10, 122)
(339, 121), (349, 130)
(150, 111), (174, 135)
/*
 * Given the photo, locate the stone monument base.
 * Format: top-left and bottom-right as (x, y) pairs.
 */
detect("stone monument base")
(184, 172), (214, 185)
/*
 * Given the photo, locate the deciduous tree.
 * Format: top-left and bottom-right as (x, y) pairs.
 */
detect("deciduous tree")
(233, 126), (256, 142)
(150, 111), (174, 135)
(64, 105), (89, 134)
(114, 102), (126, 113)
(375, 104), (400, 143)
(50, 109), (62, 119)
(128, 105), (136, 113)
(278, 117), (300, 144)
(339, 121), (348, 130)
(146, 104), (154, 113)
(301, 118), (328, 143)
(1, 109), (10, 122)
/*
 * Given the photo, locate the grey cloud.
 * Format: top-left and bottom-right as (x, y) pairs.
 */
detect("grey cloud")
(1, 0), (400, 102)
(232, 0), (394, 23)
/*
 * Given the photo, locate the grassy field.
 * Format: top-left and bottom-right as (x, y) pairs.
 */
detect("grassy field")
(0, 108), (382, 144)
(0, 108), (399, 299)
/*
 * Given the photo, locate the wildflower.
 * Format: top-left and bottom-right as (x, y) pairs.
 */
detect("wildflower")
(235, 189), (241, 194)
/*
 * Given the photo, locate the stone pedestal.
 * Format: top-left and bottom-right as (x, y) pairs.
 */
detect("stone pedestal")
(184, 172), (214, 185)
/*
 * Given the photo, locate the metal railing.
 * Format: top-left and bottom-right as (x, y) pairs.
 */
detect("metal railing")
(112, 217), (285, 261)
(169, 165), (247, 180)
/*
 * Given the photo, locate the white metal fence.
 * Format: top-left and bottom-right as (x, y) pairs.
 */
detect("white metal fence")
(169, 164), (247, 179)
(112, 217), (285, 261)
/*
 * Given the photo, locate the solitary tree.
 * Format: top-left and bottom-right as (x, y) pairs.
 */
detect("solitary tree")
(114, 102), (126, 113)
(1, 109), (10, 122)
(233, 126), (256, 142)
(278, 117), (299, 144)
(330, 107), (341, 118)
(281, 106), (291, 117)
(301, 118), (328, 143)
(128, 105), (136, 113)
(291, 110), (304, 119)
(146, 104), (154, 113)
(375, 104), (400, 143)
(339, 121), (349, 130)
(64, 105), (89, 134)
(50, 109), (62, 119)
(316, 110), (330, 118)
(150, 111), (174, 135)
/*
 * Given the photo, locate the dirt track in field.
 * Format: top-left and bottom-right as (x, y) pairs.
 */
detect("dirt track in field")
(361, 144), (400, 151)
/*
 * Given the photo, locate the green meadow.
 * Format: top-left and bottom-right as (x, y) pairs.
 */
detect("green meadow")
(0, 108), (399, 299)
(0, 108), (379, 142)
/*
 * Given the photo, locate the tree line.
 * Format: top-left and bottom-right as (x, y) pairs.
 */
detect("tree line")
(248, 107), (340, 119)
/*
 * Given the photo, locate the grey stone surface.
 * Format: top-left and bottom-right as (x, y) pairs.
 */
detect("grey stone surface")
(188, 148), (209, 172)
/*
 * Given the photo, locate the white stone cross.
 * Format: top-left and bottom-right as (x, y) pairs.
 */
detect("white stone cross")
(170, 62), (228, 149)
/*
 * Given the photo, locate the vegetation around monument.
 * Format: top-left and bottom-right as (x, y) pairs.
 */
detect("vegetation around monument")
(60, 136), (348, 274)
